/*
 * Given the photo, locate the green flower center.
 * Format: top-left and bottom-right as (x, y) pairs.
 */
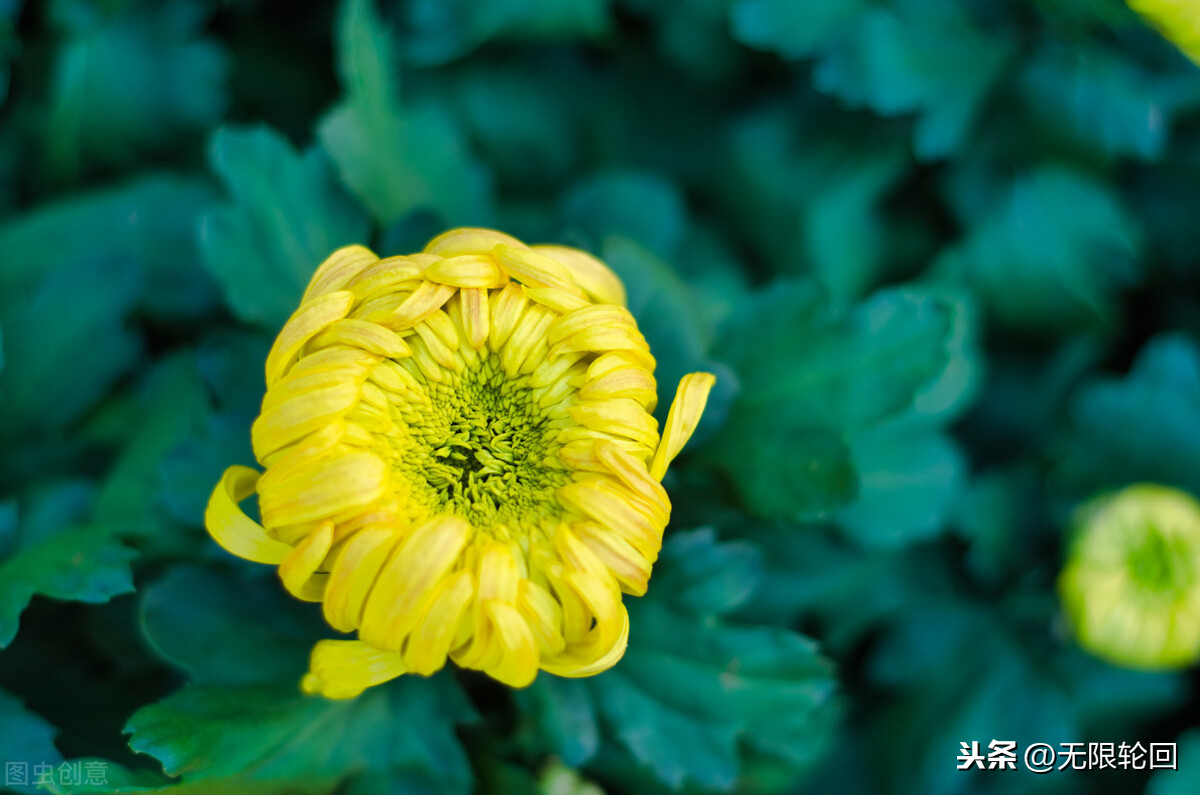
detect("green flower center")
(1127, 523), (1195, 596)
(391, 353), (569, 538)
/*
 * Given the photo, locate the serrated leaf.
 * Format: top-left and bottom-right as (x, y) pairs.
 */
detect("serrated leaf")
(730, 0), (867, 59)
(1053, 333), (1200, 497)
(140, 566), (321, 686)
(126, 677), (476, 793)
(0, 525), (136, 648)
(455, 62), (578, 189)
(0, 688), (63, 795)
(867, 600), (1184, 795)
(932, 166), (1141, 332)
(0, 175), (220, 321)
(398, 0), (611, 66)
(836, 425), (965, 549)
(712, 283), (958, 519)
(0, 257), (142, 441)
(649, 527), (761, 616)
(200, 124), (371, 329)
(44, 0), (229, 180)
(318, 0), (491, 228)
(812, 0), (1014, 159)
(515, 675), (600, 768)
(92, 354), (211, 535)
(1019, 42), (1170, 160)
(725, 105), (910, 299)
(562, 171), (687, 260)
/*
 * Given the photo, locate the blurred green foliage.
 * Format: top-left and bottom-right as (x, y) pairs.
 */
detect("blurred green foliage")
(1, 0), (1200, 793)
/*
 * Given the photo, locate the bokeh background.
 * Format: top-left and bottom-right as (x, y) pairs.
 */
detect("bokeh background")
(2, 0), (1200, 793)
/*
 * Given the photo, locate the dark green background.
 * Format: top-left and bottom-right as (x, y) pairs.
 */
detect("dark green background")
(2, 0), (1200, 793)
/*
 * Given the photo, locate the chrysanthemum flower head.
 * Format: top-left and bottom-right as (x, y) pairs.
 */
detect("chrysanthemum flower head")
(1128, 0), (1200, 65)
(205, 228), (714, 697)
(1059, 483), (1200, 670)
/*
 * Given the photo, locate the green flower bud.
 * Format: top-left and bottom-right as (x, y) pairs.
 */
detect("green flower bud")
(1059, 484), (1200, 670)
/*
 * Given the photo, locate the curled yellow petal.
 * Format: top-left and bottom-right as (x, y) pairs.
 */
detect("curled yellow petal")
(649, 372), (716, 481)
(301, 640), (407, 700)
(205, 466), (292, 565)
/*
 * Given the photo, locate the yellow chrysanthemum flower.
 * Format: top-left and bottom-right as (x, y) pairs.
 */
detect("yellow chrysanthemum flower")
(1059, 484), (1200, 671)
(1129, 0), (1200, 64)
(204, 228), (714, 697)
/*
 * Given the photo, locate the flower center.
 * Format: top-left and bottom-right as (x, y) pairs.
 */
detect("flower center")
(1127, 523), (1195, 596)
(386, 352), (570, 539)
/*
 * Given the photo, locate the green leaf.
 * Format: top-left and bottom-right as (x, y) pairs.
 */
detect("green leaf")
(515, 674), (600, 768)
(454, 62), (578, 190)
(732, 524), (954, 653)
(1053, 333), (1200, 497)
(140, 566), (321, 686)
(725, 105), (910, 300)
(730, 0), (867, 59)
(1019, 42), (1169, 160)
(318, 0), (491, 228)
(160, 413), (254, 529)
(200, 124), (371, 329)
(0, 257), (142, 441)
(44, 0), (229, 180)
(0, 175), (220, 321)
(126, 677), (477, 793)
(0, 688), (63, 795)
(711, 282), (959, 519)
(867, 600), (1184, 795)
(522, 531), (838, 791)
(812, 0), (1014, 159)
(836, 425), (965, 549)
(562, 171), (687, 260)
(398, 0), (611, 65)
(92, 354), (211, 535)
(649, 527), (761, 616)
(932, 166), (1142, 332)
(0, 525), (136, 648)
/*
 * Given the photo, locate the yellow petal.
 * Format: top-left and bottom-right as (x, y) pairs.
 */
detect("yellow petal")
(649, 372), (716, 481)
(575, 521), (653, 596)
(458, 288), (490, 349)
(358, 516), (471, 651)
(302, 245), (379, 303)
(483, 600), (539, 687)
(568, 399), (660, 449)
(308, 318), (411, 358)
(532, 244), (627, 306)
(323, 527), (402, 633)
(279, 521), (334, 602)
(424, 227), (527, 257)
(264, 291), (356, 388)
(558, 478), (663, 558)
(251, 380), (360, 460)
(579, 366), (658, 410)
(423, 254), (507, 289)
(402, 570), (475, 676)
(205, 466), (292, 564)
(301, 640), (406, 700)
(488, 283), (529, 352)
(595, 440), (669, 523)
(258, 452), (386, 527)
(384, 281), (456, 329)
(494, 244), (585, 295)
